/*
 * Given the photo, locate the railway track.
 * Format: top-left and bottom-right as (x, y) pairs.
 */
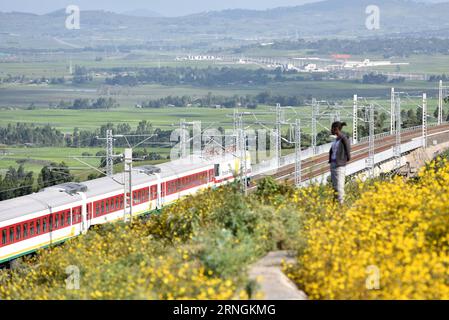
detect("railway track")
(249, 123), (449, 189)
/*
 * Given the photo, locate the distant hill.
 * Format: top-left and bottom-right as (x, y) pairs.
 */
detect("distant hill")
(1, 0), (449, 49)
(122, 9), (162, 18)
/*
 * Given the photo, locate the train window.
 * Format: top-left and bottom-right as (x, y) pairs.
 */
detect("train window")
(16, 226), (21, 240)
(49, 215), (53, 230)
(67, 213), (71, 225)
(2, 229), (6, 245)
(9, 227), (14, 242)
(151, 186), (157, 200)
(23, 224), (28, 238)
(36, 220), (41, 235)
(101, 202), (105, 214)
(115, 197), (119, 209)
(60, 213), (65, 227)
(30, 222), (34, 236)
(43, 218), (47, 232)
(96, 203), (100, 217)
(214, 164), (220, 177)
(55, 215), (59, 229)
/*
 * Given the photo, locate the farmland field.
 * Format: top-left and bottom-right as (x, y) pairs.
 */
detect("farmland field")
(0, 145), (171, 184)
(0, 49), (447, 185)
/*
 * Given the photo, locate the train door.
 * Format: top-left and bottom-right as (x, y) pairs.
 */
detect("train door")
(78, 192), (88, 234)
(161, 182), (166, 207)
(86, 203), (93, 229)
(155, 173), (164, 210)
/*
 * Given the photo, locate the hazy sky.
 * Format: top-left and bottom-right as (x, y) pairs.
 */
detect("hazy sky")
(1, 0), (445, 16)
(0, 0), (322, 16)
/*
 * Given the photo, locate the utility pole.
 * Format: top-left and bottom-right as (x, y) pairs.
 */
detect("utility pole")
(294, 119), (302, 187)
(179, 119), (188, 159)
(236, 112), (247, 195)
(98, 130), (157, 177)
(311, 98), (318, 155)
(106, 129), (114, 176)
(422, 93), (428, 149)
(390, 88), (395, 135)
(192, 121), (202, 157)
(439, 80), (443, 125)
(96, 129), (115, 177)
(394, 94), (402, 170)
(353, 94), (358, 144)
(366, 104), (375, 178)
(275, 103), (282, 168)
(123, 148), (133, 223)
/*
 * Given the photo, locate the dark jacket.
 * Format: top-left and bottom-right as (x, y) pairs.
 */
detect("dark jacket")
(329, 134), (351, 167)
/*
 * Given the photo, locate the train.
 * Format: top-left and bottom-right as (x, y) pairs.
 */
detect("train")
(0, 153), (251, 264)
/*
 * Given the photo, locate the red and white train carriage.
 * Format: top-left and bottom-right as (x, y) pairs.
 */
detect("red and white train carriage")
(0, 154), (251, 264)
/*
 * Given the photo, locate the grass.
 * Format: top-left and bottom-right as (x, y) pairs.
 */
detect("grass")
(0, 78), (442, 109)
(0, 146), (171, 180)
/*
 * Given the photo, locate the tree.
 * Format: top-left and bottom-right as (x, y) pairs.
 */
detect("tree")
(72, 127), (80, 148)
(0, 165), (34, 200)
(136, 120), (152, 136)
(38, 162), (73, 189)
(362, 73), (388, 84)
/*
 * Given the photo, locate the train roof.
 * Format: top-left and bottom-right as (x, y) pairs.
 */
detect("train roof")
(0, 155), (229, 224)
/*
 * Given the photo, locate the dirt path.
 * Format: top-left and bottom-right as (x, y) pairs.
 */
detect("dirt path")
(249, 251), (307, 300)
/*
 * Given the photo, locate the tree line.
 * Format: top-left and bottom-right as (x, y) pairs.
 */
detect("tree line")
(0, 162), (73, 201)
(429, 74), (449, 82)
(361, 73), (405, 85)
(0, 123), (65, 147)
(0, 121), (166, 148)
(104, 66), (318, 87)
(56, 97), (119, 110)
(140, 92), (306, 109)
(236, 38), (449, 58)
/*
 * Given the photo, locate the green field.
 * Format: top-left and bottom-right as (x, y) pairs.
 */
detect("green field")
(1, 50), (448, 182)
(0, 96), (442, 131)
(0, 79), (441, 110)
(0, 146), (170, 180)
(1, 94), (444, 180)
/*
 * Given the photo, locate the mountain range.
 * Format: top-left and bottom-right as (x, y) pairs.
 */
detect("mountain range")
(1, 0), (449, 49)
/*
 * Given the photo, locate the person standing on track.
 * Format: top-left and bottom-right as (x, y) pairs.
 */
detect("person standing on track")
(329, 121), (351, 204)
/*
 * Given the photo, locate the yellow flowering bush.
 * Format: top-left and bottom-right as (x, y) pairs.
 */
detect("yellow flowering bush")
(5, 155), (448, 300)
(285, 158), (449, 299)
(0, 222), (245, 300)
(0, 183), (275, 300)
